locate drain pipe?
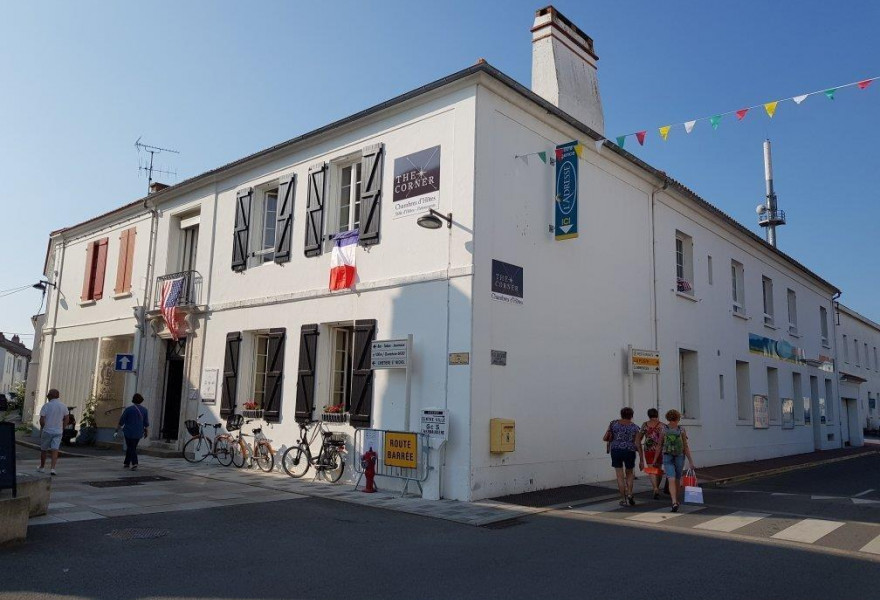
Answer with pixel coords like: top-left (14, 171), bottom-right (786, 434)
top-left (134, 195), bottom-right (159, 402)
top-left (830, 290), bottom-right (843, 447)
top-left (649, 174), bottom-right (670, 409)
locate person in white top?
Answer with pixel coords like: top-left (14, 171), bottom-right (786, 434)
top-left (38, 389), bottom-right (70, 475)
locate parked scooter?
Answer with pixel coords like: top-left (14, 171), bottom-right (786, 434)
top-left (61, 406), bottom-right (77, 446)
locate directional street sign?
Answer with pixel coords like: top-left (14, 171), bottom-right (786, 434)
top-left (114, 353), bottom-right (135, 372)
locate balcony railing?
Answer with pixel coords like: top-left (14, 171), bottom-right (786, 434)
top-left (154, 271), bottom-right (202, 308)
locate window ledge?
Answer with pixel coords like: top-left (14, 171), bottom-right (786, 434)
top-left (763, 322), bottom-right (778, 331)
top-left (788, 331), bottom-right (801, 339)
top-left (78, 299), bottom-right (96, 307)
top-left (675, 291), bottom-right (699, 303)
top-left (736, 419), bottom-right (754, 426)
top-left (112, 291), bottom-right (132, 300)
top-left (822, 343), bottom-right (832, 350)
top-left (732, 311), bottom-right (749, 321)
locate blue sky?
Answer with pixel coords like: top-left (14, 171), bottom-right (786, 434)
top-left (1, 0), bottom-right (878, 344)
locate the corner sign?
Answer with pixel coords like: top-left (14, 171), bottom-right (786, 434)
top-left (393, 145), bottom-right (441, 219)
top-left (114, 353), bottom-right (135, 372)
top-left (491, 259), bottom-right (523, 305)
top-left (555, 141), bottom-right (578, 240)
top-left (371, 339), bottom-right (409, 369)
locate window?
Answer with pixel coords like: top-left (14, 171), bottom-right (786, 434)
top-left (767, 367), bottom-right (780, 423)
top-left (675, 232), bottom-right (694, 294)
top-left (786, 289), bottom-right (798, 335)
top-left (824, 378), bottom-right (834, 422)
top-left (251, 186), bottom-right (279, 264)
top-left (874, 347), bottom-right (878, 371)
top-left (843, 334), bottom-right (849, 363)
top-left (855, 339), bottom-right (860, 367)
top-left (114, 228), bottom-right (137, 295)
top-left (330, 327), bottom-right (354, 411)
top-left (719, 373), bottom-right (724, 400)
top-left (865, 343), bottom-right (870, 370)
top-left (736, 361), bottom-right (751, 421)
top-left (251, 335), bottom-right (270, 409)
top-left (331, 161), bottom-right (362, 236)
top-left (762, 276), bottom-right (774, 326)
top-left (792, 372), bottom-right (803, 423)
top-left (180, 224), bottom-right (199, 272)
top-left (731, 260), bottom-right (745, 314)
top-left (820, 307), bottom-right (829, 346)
top-left (679, 348), bottom-right (699, 418)
top-left (81, 238), bottom-right (109, 301)
top-left (707, 255), bottom-right (713, 285)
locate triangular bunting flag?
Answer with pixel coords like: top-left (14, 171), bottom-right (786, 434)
top-left (735, 109), bottom-right (749, 120)
top-left (615, 136), bottom-right (626, 148)
top-left (857, 79), bottom-right (873, 90)
top-left (792, 94), bottom-right (808, 105)
top-left (709, 115), bottom-right (722, 130)
top-left (684, 120), bottom-right (696, 134)
top-left (594, 139), bottom-right (604, 153)
top-left (635, 131), bottom-right (647, 146)
top-left (537, 151), bottom-right (547, 164)
top-left (659, 125), bottom-right (671, 141)
top-left (518, 154), bottom-right (529, 165)
top-left (764, 101), bottom-right (778, 118)
top-left (574, 144), bottom-right (584, 158)
top-left (824, 88), bottom-right (836, 100)
top-left (555, 148), bottom-right (564, 160)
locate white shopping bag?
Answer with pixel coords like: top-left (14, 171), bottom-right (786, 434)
top-left (684, 485), bottom-right (704, 504)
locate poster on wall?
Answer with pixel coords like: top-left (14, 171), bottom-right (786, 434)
top-left (753, 395), bottom-right (770, 429)
top-left (491, 259), bottom-right (523, 305)
top-left (200, 369), bottom-right (219, 404)
top-left (781, 398), bottom-right (795, 429)
top-left (554, 141), bottom-right (579, 240)
top-left (803, 397), bottom-right (811, 424)
top-left (818, 398), bottom-right (827, 424)
top-left (392, 145), bottom-right (440, 219)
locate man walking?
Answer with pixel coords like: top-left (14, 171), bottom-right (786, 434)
top-left (38, 389), bottom-right (69, 475)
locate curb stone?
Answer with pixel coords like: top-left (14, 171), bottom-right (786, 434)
top-left (703, 449), bottom-right (880, 488)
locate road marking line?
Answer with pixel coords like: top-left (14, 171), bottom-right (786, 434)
top-left (694, 511), bottom-right (770, 533)
top-left (771, 493), bottom-right (796, 496)
top-left (854, 489), bottom-right (875, 497)
top-left (851, 498), bottom-right (880, 505)
top-left (771, 519), bottom-right (845, 543)
top-left (811, 495), bottom-right (841, 500)
top-left (626, 505), bottom-right (704, 523)
top-left (573, 500), bottom-right (627, 515)
top-left (859, 533), bottom-right (880, 555)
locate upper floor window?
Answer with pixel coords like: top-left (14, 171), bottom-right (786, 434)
top-left (762, 276), bottom-right (774, 327)
top-left (707, 255), bottom-right (713, 285)
top-left (855, 339), bottom-right (860, 367)
top-left (865, 343), bottom-right (870, 370)
top-left (232, 175), bottom-right (296, 271)
top-left (731, 260), bottom-right (745, 314)
top-left (819, 306), bottom-right (829, 346)
top-left (675, 232), bottom-right (694, 294)
top-left (843, 334), bottom-right (850, 363)
top-left (81, 238), bottom-right (109, 302)
top-left (254, 187), bottom-right (279, 264)
top-left (875, 347), bottom-right (878, 371)
top-left (333, 162), bottom-right (362, 236)
top-left (786, 289), bottom-right (798, 335)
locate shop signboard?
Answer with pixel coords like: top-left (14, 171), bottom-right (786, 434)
top-left (782, 398), bottom-right (795, 429)
top-left (371, 339), bottom-right (409, 369)
top-left (803, 397), bottom-right (812, 424)
top-left (630, 348), bottom-right (661, 374)
top-left (393, 146), bottom-right (440, 219)
top-left (491, 260), bottom-right (523, 305)
top-left (554, 141), bottom-right (578, 240)
top-left (753, 395), bottom-right (770, 429)
top-left (384, 432), bottom-right (418, 469)
top-left (748, 334), bottom-right (806, 365)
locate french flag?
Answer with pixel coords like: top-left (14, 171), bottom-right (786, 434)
top-left (329, 230), bottom-right (359, 290)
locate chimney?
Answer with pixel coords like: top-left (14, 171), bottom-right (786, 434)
top-left (531, 6), bottom-right (604, 135)
top-left (11, 335), bottom-right (20, 344)
top-left (149, 182), bottom-right (170, 194)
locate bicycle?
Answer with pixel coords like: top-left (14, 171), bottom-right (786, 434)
top-left (230, 418), bottom-right (275, 472)
top-left (182, 414), bottom-right (239, 466)
top-left (281, 420), bottom-right (346, 482)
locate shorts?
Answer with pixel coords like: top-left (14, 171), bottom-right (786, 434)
top-left (40, 431), bottom-right (62, 451)
top-left (610, 449), bottom-right (636, 470)
top-left (663, 454), bottom-right (685, 480)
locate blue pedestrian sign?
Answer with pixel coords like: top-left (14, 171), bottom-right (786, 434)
top-left (555, 141), bottom-right (579, 240)
top-left (114, 354), bottom-right (135, 372)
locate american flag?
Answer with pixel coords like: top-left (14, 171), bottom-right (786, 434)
top-left (160, 277), bottom-right (185, 340)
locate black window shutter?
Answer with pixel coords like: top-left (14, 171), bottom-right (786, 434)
top-left (349, 319), bottom-right (377, 426)
top-left (232, 188), bottom-right (252, 272)
top-left (359, 143), bottom-right (384, 247)
top-left (263, 328), bottom-right (286, 423)
top-left (274, 175), bottom-right (295, 264)
top-left (304, 163), bottom-right (326, 257)
top-left (295, 324), bottom-right (320, 423)
top-left (220, 332), bottom-right (242, 417)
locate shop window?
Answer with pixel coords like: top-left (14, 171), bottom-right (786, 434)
top-left (736, 361), bottom-right (751, 421)
top-left (731, 260), bottom-right (745, 315)
top-left (820, 307), bottom-right (829, 346)
top-left (792, 372), bottom-right (804, 423)
top-left (675, 231), bottom-right (694, 294)
top-left (786, 289), bottom-right (798, 335)
top-left (679, 348), bottom-right (699, 419)
top-left (767, 367), bottom-right (780, 424)
top-left (762, 276), bottom-right (775, 327)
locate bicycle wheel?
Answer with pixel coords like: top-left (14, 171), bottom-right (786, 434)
top-left (282, 444), bottom-right (310, 478)
top-left (231, 440), bottom-right (247, 468)
top-left (215, 437), bottom-right (234, 467)
top-left (183, 437), bottom-right (211, 463)
top-left (255, 441), bottom-right (274, 472)
top-left (324, 448), bottom-right (345, 483)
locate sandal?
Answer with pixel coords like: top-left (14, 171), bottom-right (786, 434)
top-left (619, 499), bottom-right (628, 507)
top-left (627, 495), bottom-right (636, 506)
top-left (671, 503), bottom-right (680, 513)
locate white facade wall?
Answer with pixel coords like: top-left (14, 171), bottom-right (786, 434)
top-left (837, 305), bottom-right (880, 437)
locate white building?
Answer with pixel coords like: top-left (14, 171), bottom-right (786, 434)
top-left (32, 6), bottom-right (865, 500)
top-left (0, 333), bottom-right (31, 398)
top-left (836, 304), bottom-right (880, 436)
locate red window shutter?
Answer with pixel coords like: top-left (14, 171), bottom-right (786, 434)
top-left (114, 230), bottom-right (130, 294)
top-left (92, 238), bottom-right (109, 300)
top-left (81, 242), bottom-right (96, 301)
top-left (124, 228), bottom-right (136, 292)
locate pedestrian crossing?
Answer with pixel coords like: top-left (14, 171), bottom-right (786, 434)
top-left (564, 500), bottom-right (880, 559)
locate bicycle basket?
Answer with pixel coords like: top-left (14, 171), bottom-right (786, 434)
top-left (226, 414), bottom-right (244, 431)
top-left (327, 433), bottom-right (347, 448)
top-left (184, 420), bottom-right (200, 437)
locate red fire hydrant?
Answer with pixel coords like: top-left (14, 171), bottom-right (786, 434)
top-left (361, 448), bottom-right (378, 493)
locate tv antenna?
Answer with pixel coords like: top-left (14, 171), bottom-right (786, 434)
top-left (135, 137), bottom-right (179, 194)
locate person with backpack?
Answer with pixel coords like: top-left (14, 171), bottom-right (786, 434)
top-left (656, 409), bottom-right (696, 512)
top-left (635, 408), bottom-right (666, 500)
top-left (115, 393), bottom-right (149, 470)
top-left (603, 407), bottom-right (643, 506)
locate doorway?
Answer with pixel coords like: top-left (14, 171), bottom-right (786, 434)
top-left (160, 339), bottom-right (187, 441)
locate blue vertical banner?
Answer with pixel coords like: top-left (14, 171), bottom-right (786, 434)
top-left (555, 141), bottom-right (578, 240)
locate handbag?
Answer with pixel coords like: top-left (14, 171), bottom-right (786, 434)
top-left (602, 420), bottom-right (615, 454)
top-left (684, 485), bottom-right (704, 504)
top-left (681, 468), bottom-right (698, 488)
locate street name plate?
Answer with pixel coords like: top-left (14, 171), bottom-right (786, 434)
top-left (371, 339), bottom-right (408, 369)
top-left (631, 348), bottom-right (660, 374)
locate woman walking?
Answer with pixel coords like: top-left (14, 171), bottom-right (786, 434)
top-left (115, 393), bottom-right (150, 470)
top-left (658, 409), bottom-right (696, 512)
top-left (635, 408), bottom-right (666, 499)
top-left (604, 407), bottom-right (643, 506)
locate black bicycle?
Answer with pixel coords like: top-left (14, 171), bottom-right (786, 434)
top-left (281, 420), bottom-right (346, 482)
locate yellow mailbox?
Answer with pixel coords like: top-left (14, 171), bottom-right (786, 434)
top-left (490, 418), bottom-right (515, 453)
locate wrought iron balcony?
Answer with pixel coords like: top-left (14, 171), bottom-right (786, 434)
top-left (154, 271), bottom-right (202, 308)
top-left (757, 208), bottom-right (786, 227)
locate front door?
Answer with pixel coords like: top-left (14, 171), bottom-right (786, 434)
top-left (160, 339), bottom-right (186, 441)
